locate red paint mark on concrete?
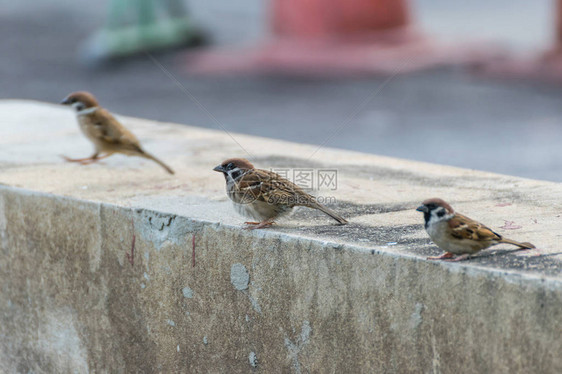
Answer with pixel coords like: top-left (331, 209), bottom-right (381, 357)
top-left (192, 235), bottom-right (196, 268)
top-left (126, 218), bottom-right (135, 267)
top-left (499, 220), bottom-right (522, 230)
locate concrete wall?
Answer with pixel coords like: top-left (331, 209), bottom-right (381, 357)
top-left (0, 101), bottom-right (561, 373)
top-left (1, 187), bottom-right (560, 373)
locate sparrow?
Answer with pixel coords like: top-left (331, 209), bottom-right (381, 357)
top-left (60, 91), bottom-right (175, 174)
top-left (213, 158), bottom-right (348, 229)
top-left (416, 198), bottom-right (535, 261)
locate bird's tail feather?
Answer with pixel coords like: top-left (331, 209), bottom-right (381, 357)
top-left (141, 151), bottom-right (175, 175)
top-left (309, 201), bottom-right (348, 225)
top-left (499, 238), bottom-right (535, 249)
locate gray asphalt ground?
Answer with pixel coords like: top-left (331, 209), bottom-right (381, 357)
top-left (1, 0), bottom-right (561, 182)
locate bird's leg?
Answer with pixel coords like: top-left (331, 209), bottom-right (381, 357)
top-left (444, 254), bottom-right (471, 262)
top-left (427, 252), bottom-right (455, 261)
top-left (244, 220), bottom-right (275, 230)
top-left (63, 153), bottom-right (113, 165)
top-left (79, 153), bottom-right (113, 165)
top-left (62, 152), bottom-right (100, 164)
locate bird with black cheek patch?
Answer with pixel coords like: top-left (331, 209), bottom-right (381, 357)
top-left (213, 158), bottom-right (348, 229)
top-left (416, 198), bottom-right (535, 261)
top-left (60, 91), bottom-right (175, 174)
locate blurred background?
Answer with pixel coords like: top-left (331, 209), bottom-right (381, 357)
top-left (1, 0), bottom-right (561, 181)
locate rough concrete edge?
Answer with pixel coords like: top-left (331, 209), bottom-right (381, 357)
top-left (1, 183), bottom-right (560, 291)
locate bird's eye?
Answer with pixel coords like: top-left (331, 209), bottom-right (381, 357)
top-left (227, 162), bottom-right (234, 169)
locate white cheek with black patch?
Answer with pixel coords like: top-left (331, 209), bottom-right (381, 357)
top-left (226, 167), bottom-right (244, 182)
top-left (77, 106), bottom-right (98, 116)
top-left (225, 169), bottom-right (251, 199)
top-left (71, 102), bottom-right (85, 111)
top-left (431, 207), bottom-right (449, 222)
top-left (425, 207), bottom-right (453, 233)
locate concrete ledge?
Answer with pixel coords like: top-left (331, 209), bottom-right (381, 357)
top-left (1, 101), bottom-right (561, 373)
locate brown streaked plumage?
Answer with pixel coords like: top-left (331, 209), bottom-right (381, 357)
top-left (416, 198), bottom-right (535, 261)
top-left (61, 91), bottom-right (174, 174)
top-left (213, 158), bottom-right (348, 229)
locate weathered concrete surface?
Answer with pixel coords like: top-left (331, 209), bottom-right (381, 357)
top-left (0, 101), bottom-right (561, 373)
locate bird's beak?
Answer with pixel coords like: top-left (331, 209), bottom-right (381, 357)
top-left (213, 165), bottom-right (225, 173)
top-left (60, 97), bottom-right (71, 105)
top-left (416, 205), bottom-right (428, 213)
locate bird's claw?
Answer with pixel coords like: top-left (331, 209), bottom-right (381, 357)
top-left (243, 221), bottom-right (275, 230)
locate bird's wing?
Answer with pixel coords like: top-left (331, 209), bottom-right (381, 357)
top-left (88, 109), bottom-right (143, 152)
top-left (237, 169), bottom-right (311, 206)
top-left (448, 214), bottom-right (502, 241)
